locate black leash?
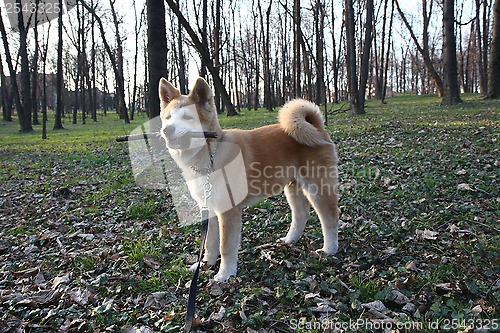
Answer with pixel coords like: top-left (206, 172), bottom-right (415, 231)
top-left (184, 209), bottom-right (209, 333)
top-left (184, 143), bottom-right (216, 333)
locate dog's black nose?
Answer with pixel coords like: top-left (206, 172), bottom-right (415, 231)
top-left (162, 125), bottom-right (175, 137)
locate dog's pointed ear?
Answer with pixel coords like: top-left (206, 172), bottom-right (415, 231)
top-left (190, 78), bottom-right (213, 105)
top-left (159, 78), bottom-right (180, 109)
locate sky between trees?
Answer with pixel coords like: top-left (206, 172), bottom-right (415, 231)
top-left (0, 0), bottom-right (497, 131)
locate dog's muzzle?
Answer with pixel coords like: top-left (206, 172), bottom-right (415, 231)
top-left (162, 125), bottom-right (176, 138)
top-left (162, 125), bottom-right (192, 150)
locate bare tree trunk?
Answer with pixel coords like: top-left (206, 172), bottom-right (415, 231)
top-left (280, 7), bottom-right (289, 104)
top-left (375, 0), bottom-right (391, 101)
top-left (177, 9), bottom-right (188, 94)
top-left (72, 2), bottom-right (82, 124)
top-left (213, 0), bottom-right (222, 113)
top-left (109, 0), bottom-right (129, 123)
top-left (0, 13), bottom-right (22, 126)
top-left (241, 30), bottom-right (249, 107)
top-left (54, 0), bottom-right (64, 130)
top-left (475, 0), bottom-right (487, 94)
top-left (345, 0), bottom-right (361, 114)
top-left (102, 53), bottom-right (109, 114)
top-left (252, 1), bottom-right (260, 110)
top-left (482, 0), bottom-right (490, 90)
top-left (80, 4), bottom-right (88, 125)
top-left (31, 1), bottom-right (40, 125)
top-left (72, 56), bottom-right (80, 125)
top-left (199, 0), bottom-right (209, 78)
top-left (293, 0), bottom-right (301, 98)
top-left (457, 5), bottom-right (466, 93)
top-left (442, 0), bottom-right (462, 104)
top-left (131, 0), bottom-right (145, 119)
top-left (381, 0), bottom-right (394, 102)
top-left (0, 51), bottom-right (11, 121)
top-left (147, 0), bottom-right (167, 118)
top-left (301, 40), bottom-right (313, 101)
top-left (230, 4), bottom-right (241, 112)
top-left (331, 5), bottom-right (342, 103)
top-left (41, 23), bottom-right (51, 139)
top-left (488, 0), bottom-right (500, 98)
top-left (314, 0), bottom-right (325, 107)
top-left (90, 0), bottom-right (97, 122)
top-left (258, 0), bottom-right (273, 111)
top-left (16, 0), bottom-right (33, 132)
top-left (143, 36), bottom-right (148, 115)
top-left (358, 0), bottom-right (374, 111)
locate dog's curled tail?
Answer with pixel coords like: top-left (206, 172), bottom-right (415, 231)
top-left (278, 99), bottom-right (332, 147)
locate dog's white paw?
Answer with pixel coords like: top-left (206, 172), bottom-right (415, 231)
top-left (316, 243), bottom-right (338, 256)
top-left (214, 265), bottom-right (237, 283)
top-left (280, 235), bottom-right (299, 244)
top-left (213, 273), bottom-right (230, 283)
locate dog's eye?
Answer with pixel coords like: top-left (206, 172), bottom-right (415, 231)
top-left (183, 114), bottom-right (194, 120)
top-left (166, 114), bottom-right (171, 120)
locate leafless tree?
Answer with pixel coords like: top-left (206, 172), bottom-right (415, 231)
top-left (0, 50), bottom-right (11, 122)
top-left (109, 0), bottom-right (129, 122)
top-left (345, 0), bottom-right (373, 115)
top-left (488, 0), bottom-right (500, 97)
top-left (475, 0), bottom-right (487, 93)
top-left (89, 0), bottom-right (97, 122)
top-left (374, 0), bottom-right (394, 102)
top-left (54, 0), bottom-right (65, 130)
top-left (80, 0), bottom-right (129, 123)
top-left (147, 0), bottom-right (167, 118)
top-left (257, 0), bottom-right (274, 111)
top-left (345, 0), bottom-right (359, 113)
top-left (395, 0), bottom-right (444, 97)
top-left (31, 0), bottom-right (40, 126)
top-left (441, 0), bottom-right (462, 104)
top-left (0, 8), bottom-right (21, 125)
top-left (165, 0), bottom-right (237, 116)
top-left (41, 22), bottom-right (51, 139)
top-left (314, 0), bottom-right (325, 107)
top-left (12, 0), bottom-right (34, 132)
top-left (131, 0), bottom-right (146, 120)
top-left (293, 0), bottom-right (301, 98)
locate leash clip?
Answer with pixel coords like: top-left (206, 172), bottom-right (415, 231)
top-left (202, 181), bottom-right (213, 208)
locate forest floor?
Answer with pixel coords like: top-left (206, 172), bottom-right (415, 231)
top-left (0, 94), bottom-right (499, 333)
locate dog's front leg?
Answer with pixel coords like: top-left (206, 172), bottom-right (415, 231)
top-left (214, 207), bottom-right (242, 282)
top-left (203, 216), bottom-right (220, 266)
top-left (189, 215), bottom-right (219, 271)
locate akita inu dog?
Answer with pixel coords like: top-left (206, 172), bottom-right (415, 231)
top-left (159, 77), bottom-right (340, 282)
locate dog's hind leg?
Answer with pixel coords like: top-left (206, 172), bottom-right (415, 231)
top-left (302, 181), bottom-right (339, 255)
top-left (214, 207), bottom-right (242, 282)
top-left (281, 181), bottom-right (310, 244)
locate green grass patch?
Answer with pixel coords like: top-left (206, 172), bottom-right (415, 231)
top-left (1, 95), bottom-right (498, 332)
top-left (126, 200), bottom-right (158, 220)
top-left (123, 234), bottom-right (163, 264)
